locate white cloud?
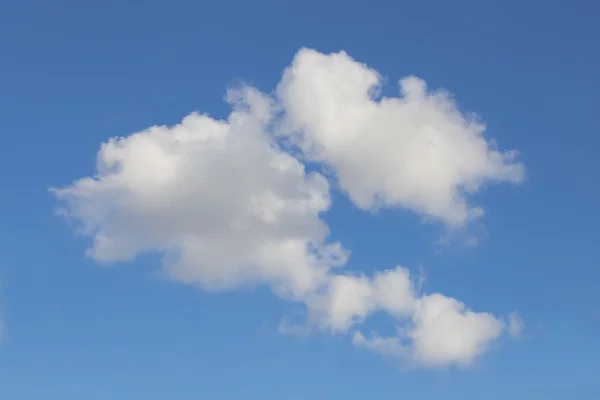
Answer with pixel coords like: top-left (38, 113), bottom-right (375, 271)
top-left (52, 49), bottom-right (523, 369)
top-left (306, 267), bottom-right (416, 332)
top-left (353, 330), bottom-right (407, 360)
top-left (318, 269), bottom-right (506, 368)
top-left (277, 48), bottom-right (525, 228)
top-left (52, 86), bottom-right (348, 301)
top-left (408, 294), bottom-right (505, 367)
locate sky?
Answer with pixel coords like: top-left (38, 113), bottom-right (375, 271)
top-left (1, 0), bottom-right (599, 399)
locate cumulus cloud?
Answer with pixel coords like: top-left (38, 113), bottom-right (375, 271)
top-left (316, 269), bottom-right (507, 368)
top-left (277, 49), bottom-right (525, 227)
top-left (52, 49), bottom-right (523, 369)
top-left (52, 87), bottom-right (348, 301)
top-left (353, 295), bottom-right (522, 368)
top-left (305, 267), bottom-right (416, 332)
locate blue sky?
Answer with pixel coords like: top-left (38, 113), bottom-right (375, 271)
top-left (1, 0), bottom-right (599, 398)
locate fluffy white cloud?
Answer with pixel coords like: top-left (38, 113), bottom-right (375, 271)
top-left (53, 87), bottom-right (348, 300)
top-left (352, 294), bottom-right (508, 368)
top-left (408, 294), bottom-right (505, 367)
top-left (306, 267), bottom-right (416, 332)
top-left (52, 49), bottom-right (523, 369)
top-left (317, 269), bottom-right (508, 368)
top-left (277, 49), bottom-right (525, 227)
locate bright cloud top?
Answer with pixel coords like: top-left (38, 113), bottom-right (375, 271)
top-left (53, 49), bottom-right (524, 369)
top-left (278, 49), bottom-right (525, 227)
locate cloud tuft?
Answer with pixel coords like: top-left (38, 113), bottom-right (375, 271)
top-left (277, 48), bottom-right (524, 227)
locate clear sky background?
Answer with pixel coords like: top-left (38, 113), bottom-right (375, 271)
top-left (1, 0), bottom-right (599, 399)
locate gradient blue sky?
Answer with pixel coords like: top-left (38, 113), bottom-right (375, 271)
top-left (1, 0), bottom-right (599, 399)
